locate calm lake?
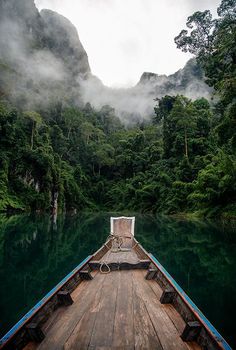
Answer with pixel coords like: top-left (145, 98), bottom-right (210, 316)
top-left (0, 213), bottom-right (235, 347)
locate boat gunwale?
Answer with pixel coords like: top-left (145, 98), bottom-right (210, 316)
top-left (0, 232), bottom-right (232, 350)
top-left (148, 252), bottom-right (232, 350)
top-left (0, 240), bottom-right (112, 349)
top-left (132, 238), bottom-right (231, 349)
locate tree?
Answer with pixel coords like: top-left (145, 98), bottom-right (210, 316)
top-left (174, 10), bottom-right (215, 57)
top-left (154, 96), bottom-right (176, 158)
top-left (92, 143), bottom-right (115, 176)
top-left (80, 122), bottom-right (95, 145)
top-left (23, 111), bottom-right (42, 150)
top-left (174, 0), bottom-right (236, 152)
top-left (62, 108), bottom-right (82, 139)
top-left (154, 95), bottom-right (197, 160)
top-left (170, 96), bottom-right (196, 160)
top-left (174, 0), bottom-right (236, 94)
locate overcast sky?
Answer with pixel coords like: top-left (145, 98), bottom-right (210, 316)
top-left (35, 0), bottom-right (220, 87)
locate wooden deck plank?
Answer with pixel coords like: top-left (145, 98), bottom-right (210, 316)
top-left (64, 272), bottom-right (106, 350)
top-left (88, 271), bottom-right (120, 349)
top-left (30, 249), bottom-right (200, 350)
top-left (70, 270), bottom-right (98, 301)
top-left (101, 249), bottom-right (139, 264)
top-left (148, 278), bottom-right (201, 350)
top-left (23, 342), bottom-right (38, 350)
top-left (133, 270), bottom-right (190, 350)
top-left (37, 274), bottom-right (105, 350)
top-left (41, 305), bottom-right (67, 334)
top-left (132, 271), bottom-right (163, 350)
top-left (112, 271), bottom-right (135, 348)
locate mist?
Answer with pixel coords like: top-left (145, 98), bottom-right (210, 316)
top-left (0, 0), bottom-right (213, 124)
top-left (0, 19), bottom-right (65, 81)
top-left (35, 0), bottom-right (221, 87)
top-left (0, 1), bottom-right (87, 110)
top-left (79, 60), bottom-right (212, 125)
top-left (0, 10), bottom-right (68, 109)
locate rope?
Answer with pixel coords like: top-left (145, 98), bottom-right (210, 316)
top-left (100, 261), bottom-right (111, 274)
top-left (106, 232), bottom-right (132, 253)
top-left (100, 232), bottom-right (132, 274)
top-left (111, 235), bottom-right (123, 253)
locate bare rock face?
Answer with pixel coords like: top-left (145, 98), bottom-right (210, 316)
top-left (0, 0), bottom-right (212, 123)
top-left (135, 59), bottom-right (213, 109)
top-left (0, 0), bottom-right (91, 109)
top-left (137, 59), bottom-right (212, 100)
top-left (40, 9), bottom-right (90, 78)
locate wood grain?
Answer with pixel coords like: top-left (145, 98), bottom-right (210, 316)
top-left (132, 271), bottom-right (163, 350)
top-left (29, 255), bottom-right (201, 350)
top-left (133, 270), bottom-right (190, 350)
top-left (88, 271), bottom-right (119, 348)
top-left (37, 274), bottom-right (105, 350)
top-left (112, 271), bottom-right (134, 348)
top-left (63, 273), bottom-right (106, 349)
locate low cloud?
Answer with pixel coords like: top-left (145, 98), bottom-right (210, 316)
top-left (79, 60), bottom-right (212, 125)
top-left (0, 11), bottom-right (74, 110)
top-left (35, 0), bottom-right (221, 87)
top-left (0, 1), bottom-right (213, 123)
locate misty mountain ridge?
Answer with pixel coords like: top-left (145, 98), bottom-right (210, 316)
top-left (0, 0), bottom-right (212, 124)
top-left (0, 0), bottom-right (90, 109)
top-left (80, 58), bottom-right (212, 124)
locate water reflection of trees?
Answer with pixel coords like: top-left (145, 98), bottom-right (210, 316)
top-left (0, 214), bottom-right (235, 346)
top-left (136, 215), bottom-right (236, 347)
top-left (0, 213), bottom-right (109, 338)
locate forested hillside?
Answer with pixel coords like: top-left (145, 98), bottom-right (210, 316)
top-left (0, 0), bottom-right (235, 218)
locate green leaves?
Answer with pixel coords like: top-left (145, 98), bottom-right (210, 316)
top-left (188, 151), bottom-right (236, 214)
top-left (175, 0), bottom-right (236, 91)
top-left (174, 10), bottom-right (215, 57)
top-left (217, 0), bottom-right (236, 17)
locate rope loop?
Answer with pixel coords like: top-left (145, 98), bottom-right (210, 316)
top-left (100, 261), bottom-right (111, 274)
top-left (100, 232), bottom-right (132, 273)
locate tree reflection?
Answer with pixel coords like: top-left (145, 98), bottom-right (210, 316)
top-left (0, 214), bottom-right (235, 347)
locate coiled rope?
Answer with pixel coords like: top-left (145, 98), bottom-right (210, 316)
top-left (100, 232), bottom-right (132, 274)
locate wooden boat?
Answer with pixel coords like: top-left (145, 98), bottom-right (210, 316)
top-left (0, 216), bottom-right (231, 350)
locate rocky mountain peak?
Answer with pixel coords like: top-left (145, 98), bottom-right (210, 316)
top-left (40, 9), bottom-right (90, 77)
top-left (0, 0), bottom-right (212, 122)
top-left (0, 0), bottom-right (91, 109)
top-left (139, 72), bottom-right (165, 85)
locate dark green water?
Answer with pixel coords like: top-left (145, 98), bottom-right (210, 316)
top-left (0, 213), bottom-right (235, 347)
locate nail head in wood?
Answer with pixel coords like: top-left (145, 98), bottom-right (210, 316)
top-left (57, 290), bottom-right (73, 306)
top-left (160, 289), bottom-right (175, 304)
top-left (26, 323), bottom-right (45, 342)
top-left (181, 321), bottom-right (201, 341)
top-left (145, 268), bottom-right (157, 280)
top-left (79, 270), bottom-right (93, 280)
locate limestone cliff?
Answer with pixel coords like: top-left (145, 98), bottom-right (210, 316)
top-left (0, 0), bottom-right (212, 122)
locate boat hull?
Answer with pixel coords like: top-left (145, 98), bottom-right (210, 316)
top-left (0, 217), bottom-right (231, 350)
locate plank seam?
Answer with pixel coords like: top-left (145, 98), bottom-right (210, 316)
top-left (137, 272), bottom-right (164, 350)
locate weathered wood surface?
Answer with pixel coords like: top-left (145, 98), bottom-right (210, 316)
top-left (101, 249), bottom-right (140, 264)
top-left (89, 260), bottom-right (151, 271)
top-left (112, 217), bottom-right (134, 248)
top-left (29, 269), bottom-right (200, 350)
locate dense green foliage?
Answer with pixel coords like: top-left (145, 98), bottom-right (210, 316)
top-left (0, 94), bottom-right (235, 217)
top-left (0, 0), bottom-right (235, 217)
